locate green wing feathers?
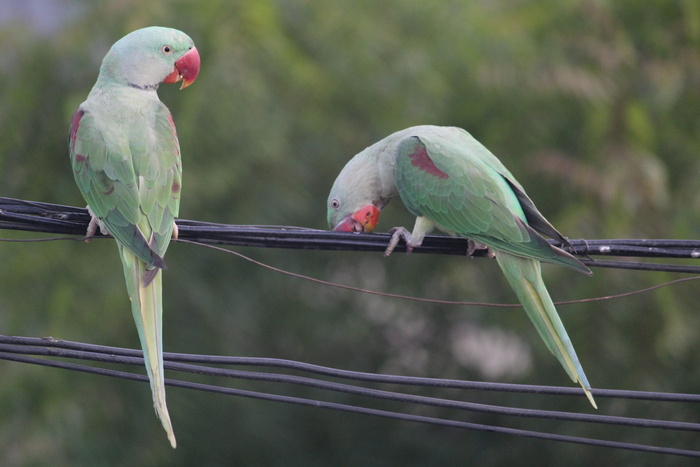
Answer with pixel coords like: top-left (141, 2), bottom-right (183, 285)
top-left (69, 104), bottom-right (181, 268)
top-left (119, 244), bottom-right (176, 447)
top-left (495, 252), bottom-right (596, 408)
top-left (394, 130), bottom-right (590, 274)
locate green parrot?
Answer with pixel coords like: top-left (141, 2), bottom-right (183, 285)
top-left (69, 27), bottom-right (200, 447)
top-left (327, 125), bottom-right (596, 408)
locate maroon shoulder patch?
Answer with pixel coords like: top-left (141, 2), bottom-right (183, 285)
top-left (167, 113), bottom-right (179, 138)
top-left (69, 109), bottom-right (84, 152)
top-left (408, 143), bottom-right (449, 179)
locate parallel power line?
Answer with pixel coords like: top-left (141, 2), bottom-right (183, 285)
top-left (1, 196), bottom-right (699, 458)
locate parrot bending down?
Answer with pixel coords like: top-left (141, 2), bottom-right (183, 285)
top-left (327, 125), bottom-right (596, 408)
top-left (69, 27), bottom-right (200, 447)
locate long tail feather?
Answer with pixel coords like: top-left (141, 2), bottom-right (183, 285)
top-left (120, 245), bottom-right (176, 447)
top-left (495, 251), bottom-right (597, 408)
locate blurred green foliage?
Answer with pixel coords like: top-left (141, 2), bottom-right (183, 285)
top-left (1, 0), bottom-right (700, 465)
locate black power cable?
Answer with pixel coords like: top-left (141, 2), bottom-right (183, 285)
top-left (1, 336), bottom-right (698, 458)
top-left (2, 197), bottom-right (700, 273)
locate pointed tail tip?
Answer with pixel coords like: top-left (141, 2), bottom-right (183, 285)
top-left (159, 414), bottom-right (177, 448)
top-left (155, 400), bottom-right (177, 448)
top-left (167, 430), bottom-right (177, 449)
top-left (582, 385), bottom-right (598, 409)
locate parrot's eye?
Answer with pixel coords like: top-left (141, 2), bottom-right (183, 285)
top-left (330, 199), bottom-right (340, 209)
top-left (161, 45), bottom-right (173, 54)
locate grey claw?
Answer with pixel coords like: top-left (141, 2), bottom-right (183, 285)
top-left (385, 227), bottom-right (413, 256)
top-left (466, 238), bottom-right (493, 258)
top-left (85, 205), bottom-right (109, 242)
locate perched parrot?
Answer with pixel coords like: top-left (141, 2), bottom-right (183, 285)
top-left (327, 125), bottom-right (596, 407)
top-left (69, 26), bottom-right (200, 447)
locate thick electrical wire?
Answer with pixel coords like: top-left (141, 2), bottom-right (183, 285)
top-left (1, 197), bottom-right (700, 273)
top-left (0, 336), bottom-right (698, 458)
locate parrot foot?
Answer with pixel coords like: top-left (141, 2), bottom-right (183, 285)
top-left (466, 239), bottom-right (494, 258)
top-left (85, 206), bottom-right (109, 242)
top-left (172, 221), bottom-right (179, 240)
top-left (385, 227), bottom-right (416, 256)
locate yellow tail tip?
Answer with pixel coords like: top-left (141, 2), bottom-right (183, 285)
top-left (582, 386), bottom-right (597, 409)
top-left (158, 409), bottom-right (177, 448)
top-left (155, 400), bottom-right (177, 448)
top-left (167, 431), bottom-right (177, 449)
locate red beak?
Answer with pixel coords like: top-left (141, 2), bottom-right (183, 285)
top-left (333, 205), bottom-right (381, 233)
top-left (164, 47), bottom-right (200, 89)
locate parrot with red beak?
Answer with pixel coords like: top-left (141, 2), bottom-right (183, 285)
top-left (69, 26), bottom-right (201, 447)
top-left (327, 125), bottom-right (596, 408)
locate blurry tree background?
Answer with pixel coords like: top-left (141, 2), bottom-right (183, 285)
top-left (1, 0), bottom-right (700, 465)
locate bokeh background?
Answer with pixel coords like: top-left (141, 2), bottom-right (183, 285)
top-left (1, 1), bottom-right (700, 465)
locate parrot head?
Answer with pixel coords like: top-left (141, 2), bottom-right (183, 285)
top-left (98, 26), bottom-right (200, 90)
top-left (327, 153), bottom-right (388, 233)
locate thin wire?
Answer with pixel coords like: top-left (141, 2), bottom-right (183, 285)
top-left (178, 239), bottom-right (700, 308)
top-left (1, 232), bottom-right (698, 309)
top-left (1, 339), bottom-right (698, 458)
top-left (1, 233), bottom-right (697, 308)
